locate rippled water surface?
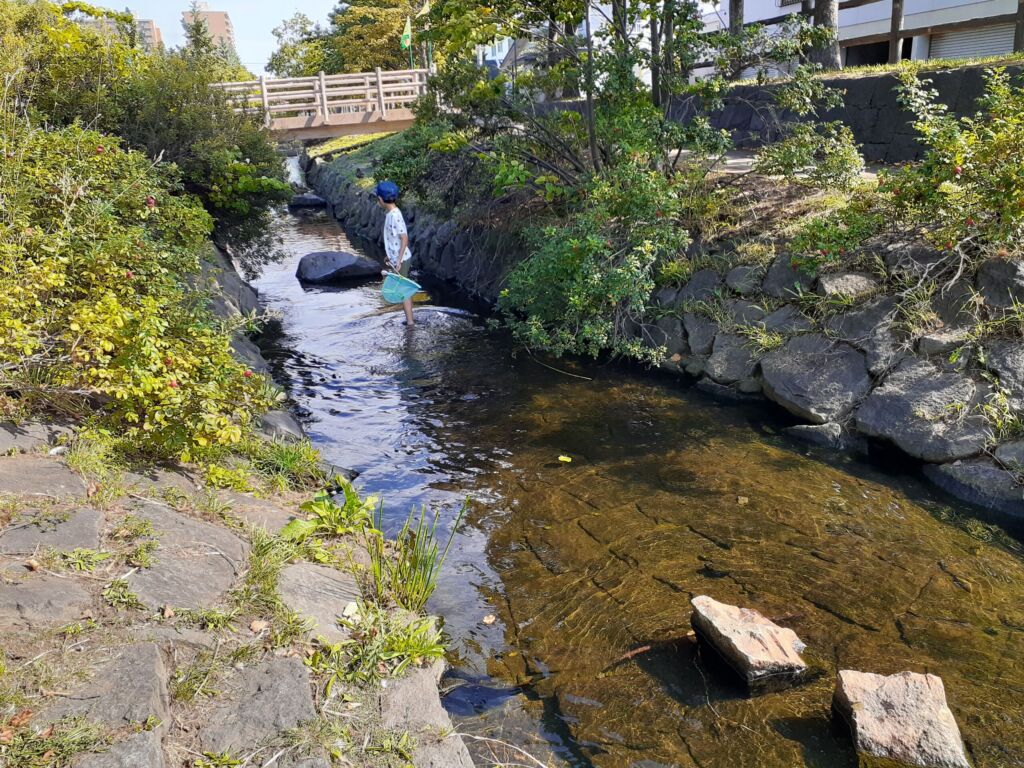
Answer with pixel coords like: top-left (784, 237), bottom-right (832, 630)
top-left (254, 209), bottom-right (1024, 768)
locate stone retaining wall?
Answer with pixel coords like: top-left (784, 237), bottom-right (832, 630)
top-left (307, 153), bottom-right (1024, 522)
top-left (667, 62), bottom-right (1024, 164)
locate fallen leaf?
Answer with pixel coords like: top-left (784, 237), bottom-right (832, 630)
top-left (250, 619), bottom-right (269, 634)
top-left (670, 353), bottom-right (682, 363)
top-left (737, 496), bottom-right (749, 506)
top-left (38, 725), bottom-right (54, 739)
top-left (0, 727), bottom-right (13, 744)
top-left (25, 559), bottom-right (41, 572)
top-left (482, 614), bottom-right (497, 625)
top-left (86, 482), bottom-right (99, 498)
top-left (558, 455), bottom-right (572, 463)
top-left (161, 606), bottom-right (175, 619)
top-left (9, 709), bottom-right (33, 727)
top-left (342, 601), bottom-right (359, 618)
top-left (41, 750), bottom-right (55, 760)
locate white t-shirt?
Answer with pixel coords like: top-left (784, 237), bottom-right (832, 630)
top-left (383, 208), bottom-right (412, 269)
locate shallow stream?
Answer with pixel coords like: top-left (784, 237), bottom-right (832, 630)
top-left (253, 207), bottom-right (1024, 768)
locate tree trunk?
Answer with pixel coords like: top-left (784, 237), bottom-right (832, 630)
top-left (1015, 0), bottom-right (1024, 52)
top-left (729, 0), bottom-right (743, 35)
top-left (583, 1), bottom-right (602, 174)
top-left (651, 11), bottom-right (662, 107)
top-left (612, 0), bottom-right (628, 42)
top-left (888, 0), bottom-right (905, 64)
top-left (811, 0), bottom-right (841, 70)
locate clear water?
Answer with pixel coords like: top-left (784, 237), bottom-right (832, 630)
top-left (253, 209), bottom-right (1024, 768)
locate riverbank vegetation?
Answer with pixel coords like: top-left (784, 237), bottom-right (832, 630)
top-left (0, 1), bottom-right (295, 465)
top-left (316, 0), bottom-right (1023, 374)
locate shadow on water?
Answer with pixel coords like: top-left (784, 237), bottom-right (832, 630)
top-left (252, 207), bottom-right (1024, 768)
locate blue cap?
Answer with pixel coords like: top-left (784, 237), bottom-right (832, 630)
top-left (375, 180), bottom-right (399, 202)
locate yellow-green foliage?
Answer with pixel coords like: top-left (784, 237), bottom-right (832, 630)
top-left (0, 114), bottom-right (277, 457)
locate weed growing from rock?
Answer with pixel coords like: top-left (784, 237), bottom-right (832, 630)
top-left (102, 578), bottom-right (143, 611)
top-left (306, 602), bottom-right (444, 692)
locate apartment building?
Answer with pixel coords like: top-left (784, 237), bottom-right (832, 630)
top-left (182, 2), bottom-right (237, 52)
top-left (77, 14), bottom-right (163, 52)
top-left (135, 19), bottom-right (163, 52)
top-left (708, 0), bottom-right (1022, 67)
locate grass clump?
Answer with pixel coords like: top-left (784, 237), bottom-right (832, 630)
top-left (194, 751), bottom-right (243, 767)
top-left (242, 438), bottom-right (327, 491)
top-left (47, 548), bottom-right (112, 573)
top-left (307, 132), bottom-right (395, 160)
top-left (306, 602), bottom-right (444, 693)
top-left (369, 505), bottom-right (464, 613)
top-left (0, 717), bottom-right (106, 767)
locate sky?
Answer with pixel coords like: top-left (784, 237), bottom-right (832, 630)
top-left (125, 1), bottom-right (336, 73)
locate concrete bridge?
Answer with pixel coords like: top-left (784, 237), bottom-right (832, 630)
top-left (213, 69), bottom-right (429, 141)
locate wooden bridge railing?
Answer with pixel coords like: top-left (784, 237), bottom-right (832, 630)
top-left (213, 68), bottom-right (429, 139)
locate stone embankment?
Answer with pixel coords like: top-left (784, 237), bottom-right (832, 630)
top-left (305, 154), bottom-right (1024, 522)
top-left (0, 447), bottom-right (471, 767)
top-left (691, 595), bottom-right (971, 768)
top-left (0, 243), bottom-right (473, 766)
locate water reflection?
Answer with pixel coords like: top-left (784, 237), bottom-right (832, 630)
top-left (254, 209), bottom-right (1024, 768)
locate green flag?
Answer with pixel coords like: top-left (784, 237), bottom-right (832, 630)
top-left (400, 16), bottom-right (412, 50)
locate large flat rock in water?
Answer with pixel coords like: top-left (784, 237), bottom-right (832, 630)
top-left (296, 251), bottom-right (380, 284)
top-left (0, 456), bottom-right (86, 498)
top-left (689, 595), bottom-right (807, 693)
top-left (854, 359), bottom-right (991, 462)
top-left (0, 507), bottom-right (102, 555)
top-left (833, 670), bottom-right (970, 768)
top-left (0, 573), bottom-right (93, 629)
top-left (126, 503), bottom-right (248, 610)
top-left (278, 561), bottom-right (361, 643)
top-left (44, 643), bottom-right (170, 729)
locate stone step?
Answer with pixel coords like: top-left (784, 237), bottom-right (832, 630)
top-left (125, 502), bottom-right (248, 611)
top-left (833, 670), bottom-right (970, 768)
top-left (277, 561), bottom-right (361, 643)
top-left (0, 507), bottom-right (103, 555)
top-left (689, 595), bottom-right (808, 693)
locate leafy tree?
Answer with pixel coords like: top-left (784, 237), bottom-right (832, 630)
top-left (268, 12), bottom-right (330, 77)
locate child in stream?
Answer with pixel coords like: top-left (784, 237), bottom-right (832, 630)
top-left (375, 180), bottom-right (415, 326)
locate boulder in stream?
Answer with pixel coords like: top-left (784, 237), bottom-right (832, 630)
top-left (689, 595), bottom-right (807, 693)
top-left (832, 670), bottom-right (970, 768)
top-left (288, 192), bottom-right (328, 211)
top-left (296, 251), bottom-right (380, 284)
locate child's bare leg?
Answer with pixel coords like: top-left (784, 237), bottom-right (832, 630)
top-left (403, 297), bottom-right (414, 325)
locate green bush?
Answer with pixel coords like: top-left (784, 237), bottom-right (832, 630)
top-left (886, 66), bottom-right (1024, 254)
top-left (0, 116), bottom-right (277, 457)
top-left (1, 0), bottom-right (289, 234)
top-left (497, 162), bottom-right (691, 360)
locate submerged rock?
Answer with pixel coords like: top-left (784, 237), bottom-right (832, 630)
top-left (288, 192), bottom-right (327, 211)
top-left (784, 422), bottom-right (868, 454)
top-left (923, 460), bottom-right (1024, 518)
top-left (854, 359), bottom-right (990, 462)
top-left (689, 595), bottom-right (807, 693)
top-left (296, 251), bottom-right (380, 284)
top-left (832, 670), bottom-right (970, 768)
top-left (761, 334), bottom-right (871, 424)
